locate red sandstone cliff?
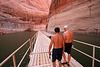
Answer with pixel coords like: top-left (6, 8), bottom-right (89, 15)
top-left (47, 0), bottom-right (100, 33)
top-left (0, 0), bottom-right (51, 32)
top-left (0, 0), bottom-right (100, 33)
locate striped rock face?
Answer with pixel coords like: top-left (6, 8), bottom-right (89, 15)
top-left (48, 0), bottom-right (100, 33)
top-left (0, 0), bottom-right (51, 32)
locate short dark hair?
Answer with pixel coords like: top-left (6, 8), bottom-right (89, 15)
top-left (54, 27), bottom-right (60, 33)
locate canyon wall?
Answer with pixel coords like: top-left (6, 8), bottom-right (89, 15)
top-left (0, 0), bottom-right (51, 33)
top-left (47, 0), bottom-right (100, 33)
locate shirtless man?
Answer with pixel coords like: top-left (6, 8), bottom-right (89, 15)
top-left (62, 25), bottom-right (73, 66)
top-left (49, 27), bottom-right (65, 67)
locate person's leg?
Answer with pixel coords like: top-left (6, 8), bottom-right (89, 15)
top-left (63, 53), bottom-right (67, 62)
top-left (68, 43), bottom-right (72, 64)
top-left (62, 43), bottom-right (68, 63)
top-left (52, 49), bottom-right (56, 67)
top-left (68, 54), bottom-right (71, 64)
top-left (59, 61), bottom-right (61, 67)
top-left (53, 61), bottom-right (56, 67)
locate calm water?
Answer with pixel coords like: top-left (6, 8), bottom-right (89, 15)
top-left (0, 32), bottom-right (100, 67)
top-left (72, 33), bottom-right (100, 67)
top-left (0, 31), bottom-right (36, 67)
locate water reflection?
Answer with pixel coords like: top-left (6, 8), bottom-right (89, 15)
top-left (0, 31), bottom-right (36, 67)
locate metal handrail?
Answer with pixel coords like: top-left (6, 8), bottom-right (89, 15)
top-left (17, 46), bottom-right (31, 67)
top-left (0, 32), bottom-right (37, 67)
top-left (73, 39), bottom-right (100, 67)
top-left (74, 40), bottom-right (100, 49)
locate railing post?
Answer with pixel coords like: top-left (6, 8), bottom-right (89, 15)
top-left (32, 38), bottom-right (35, 51)
top-left (12, 54), bottom-right (16, 67)
top-left (30, 39), bottom-right (32, 53)
top-left (92, 46), bottom-right (95, 67)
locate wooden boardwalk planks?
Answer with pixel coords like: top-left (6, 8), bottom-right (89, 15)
top-left (28, 31), bottom-right (83, 67)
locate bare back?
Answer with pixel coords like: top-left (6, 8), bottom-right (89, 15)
top-left (52, 34), bottom-right (64, 49)
top-left (63, 30), bottom-right (73, 43)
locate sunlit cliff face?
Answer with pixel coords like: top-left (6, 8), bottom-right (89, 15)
top-left (47, 0), bottom-right (100, 33)
top-left (0, 0), bottom-right (51, 18)
top-left (0, 0), bottom-right (51, 32)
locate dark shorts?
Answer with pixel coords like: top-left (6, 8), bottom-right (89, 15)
top-left (52, 48), bottom-right (63, 62)
top-left (65, 43), bottom-right (72, 54)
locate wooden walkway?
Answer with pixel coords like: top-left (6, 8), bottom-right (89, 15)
top-left (28, 31), bottom-right (83, 67)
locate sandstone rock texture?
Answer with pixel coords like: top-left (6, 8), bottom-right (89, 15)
top-left (47, 0), bottom-right (100, 33)
top-left (0, 0), bottom-right (51, 32)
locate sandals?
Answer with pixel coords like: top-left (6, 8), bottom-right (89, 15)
top-left (67, 64), bottom-right (70, 66)
top-left (62, 62), bottom-right (70, 66)
top-left (61, 62), bottom-right (67, 64)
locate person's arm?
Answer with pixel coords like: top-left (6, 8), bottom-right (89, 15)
top-left (63, 33), bottom-right (66, 42)
top-left (49, 37), bottom-right (53, 55)
top-left (72, 32), bottom-right (74, 48)
top-left (72, 32), bottom-right (73, 42)
top-left (63, 37), bottom-right (65, 53)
